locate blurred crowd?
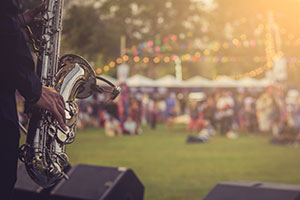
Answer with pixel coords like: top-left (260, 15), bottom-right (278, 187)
top-left (185, 86), bottom-right (300, 146)
top-left (16, 85), bottom-right (300, 146)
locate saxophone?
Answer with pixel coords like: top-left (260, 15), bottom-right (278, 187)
top-left (19, 0), bottom-right (120, 188)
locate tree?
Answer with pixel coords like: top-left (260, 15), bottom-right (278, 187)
top-left (210, 0), bottom-right (300, 80)
top-left (61, 0), bottom-right (208, 77)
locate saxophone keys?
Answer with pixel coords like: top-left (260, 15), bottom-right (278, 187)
top-left (48, 125), bottom-right (56, 137)
top-left (65, 103), bottom-right (72, 120)
top-left (56, 127), bottom-right (69, 143)
top-left (62, 172), bottom-right (69, 180)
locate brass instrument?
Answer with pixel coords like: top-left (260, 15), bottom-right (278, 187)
top-left (19, 0), bottom-right (120, 188)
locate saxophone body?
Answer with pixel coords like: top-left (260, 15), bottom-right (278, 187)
top-left (19, 0), bottom-right (99, 188)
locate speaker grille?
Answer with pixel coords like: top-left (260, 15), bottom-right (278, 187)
top-left (50, 164), bottom-right (144, 200)
top-left (204, 180), bottom-right (300, 200)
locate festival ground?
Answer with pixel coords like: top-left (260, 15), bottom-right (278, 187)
top-left (20, 124), bottom-right (300, 200)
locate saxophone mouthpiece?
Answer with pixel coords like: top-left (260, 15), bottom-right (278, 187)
top-left (111, 86), bottom-right (121, 100)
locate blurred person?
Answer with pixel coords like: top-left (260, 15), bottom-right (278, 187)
top-left (178, 93), bottom-right (187, 115)
top-left (256, 90), bottom-right (274, 135)
top-left (166, 94), bottom-right (176, 131)
top-left (118, 83), bottom-right (129, 122)
top-left (148, 98), bottom-right (158, 130)
top-left (231, 91), bottom-right (243, 131)
top-left (96, 93), bottom-right (106, 127)
top-left (166, 93), bottom-right (176, 116)
top-left (77, 99), bottom-right (89, 130)
top-left (196, 112), bottom-right (205, 132)
top-left (141, 93), bottom-right (149, 126)
top-left (243, 95), bottom-right (257, 133)
top-left (186, 120), bottom-right (216, 143)
top-left (271, 87), bottom-right (287, 137)
top-left (202, 96), bottom-right (217, 129)
top-left (187, 100), bottom-right (199, 132)
top-left (90, 97), bottom-right (101, 128)
top-left (158, 99), bottom-right (167, 122)
top-left (104, 100), bottom-right (119, 120)
top-left (270, 119), bottom-right (297, 145)
top-left (174, 95), bottom-right (181, 117)
top-left (286, 89), bottom-right (300, 135)
top-left (294, 133), bottom-right (300, 147)
top-left (104, 114), bottom-right (122, 137)
top-left (235, 93), bottom-right (245, 131)
top-left (123, 116), bottom-right (138, 135)
top-left (0, 1), bottom-right (67, 199)
top-left (129, 100), bottom-right (141, 132)
top-left (216, 91), bottom-right (235, 136)
top-left (166, 107), bottom-right (176, 131)
top-left (234, 92), bottom-right (245, 131)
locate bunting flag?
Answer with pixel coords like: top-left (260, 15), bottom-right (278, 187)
top-left (97, 13), bottom-right (300, 80)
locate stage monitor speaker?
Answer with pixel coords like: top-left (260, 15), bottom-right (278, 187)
top-left (13, 163), bottom-right (49, 200)
top-left (50, 164), bottom-right (144, 200)
top-left (204, 180), bottom-right (300, 200)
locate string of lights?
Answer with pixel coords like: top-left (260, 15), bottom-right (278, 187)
top-left (96, 53), bottom-right (300, 77)
top-left (96, 14), bottom-right (300, 80)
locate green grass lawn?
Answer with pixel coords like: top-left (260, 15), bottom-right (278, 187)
top-left (62, 124), bottom-right (300, 200)
top-left (22, 124), bottom-right (300, 200)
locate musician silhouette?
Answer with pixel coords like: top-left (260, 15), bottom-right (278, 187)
top-left (0, 1), bottom-right (66, 199)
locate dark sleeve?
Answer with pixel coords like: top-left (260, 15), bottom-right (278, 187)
top-left (0, 14), bottom-right (42, 104)
top-left (1, 0), bottom-right (18, 14)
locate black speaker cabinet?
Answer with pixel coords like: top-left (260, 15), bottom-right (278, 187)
top-left (13, 163), bottom-right (49, 200)
top-left (204, 180), bottom-right (300, 200)
top-left (50, 164), bottom-right (145, 200)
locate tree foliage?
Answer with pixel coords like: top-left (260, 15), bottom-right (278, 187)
top-left (197, 0), bottom-right (300, 80)
top-left (62, 0), bottom-right (207, 76)
top-left (20, 0), bottom-right (300, 84)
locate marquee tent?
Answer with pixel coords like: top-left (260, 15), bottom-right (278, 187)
top-left (126, 74), bottom-right (157, 87)
top-left (212, 77), bottom-right (238, 88)
top-left (238, 77), bottom-right (261, 88)
top-left (184, 76), bottom-right (212, 88)
top-left (155, 75), bottom-right (184, 87)
top-left (256, 78), bottom-right (272, 87)
top-left (122, 74), bottom-right (271, 89)
top-left (238, 77), bottom-right (273, 88)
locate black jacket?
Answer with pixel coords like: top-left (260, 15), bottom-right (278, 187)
top-left (0, 0), bottom-right (42, 125)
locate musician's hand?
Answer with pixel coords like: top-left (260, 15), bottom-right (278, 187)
top-left (19, 1), bottom-right (47, 25)
top-left (35, 86), bottom-right (67, 131)
top-left (18, 1), bottom-right (47, 41)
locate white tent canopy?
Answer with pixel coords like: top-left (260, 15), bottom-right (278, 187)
top-left (238, 77), bottom-right (261, 88)
top-left (184, 76), bottom-right (212, 87)
top-left (238, 77), bottom-right (272, 88)
top-left (212, 77), bottom-right (238, 88)
top-left (155, 75), bottom-right (184, 87)
top-left (257, 78), bottom-right (272, 87)
top-left (126, 74), bottom-right (157, 87)
top-left (123, 74), bottom-right (271, 88)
